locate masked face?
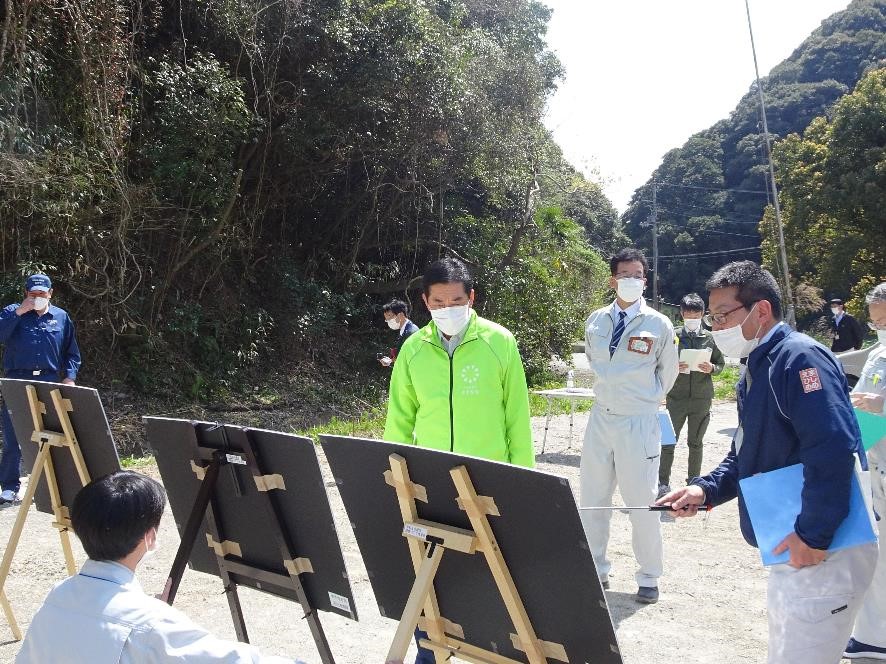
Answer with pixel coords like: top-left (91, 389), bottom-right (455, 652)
top-left (616, 278), bottom-right (645, 304)
top-left (431, 305), bottom-right (471, 337)
top-left (141, 528), bottom-right (160, 563)
top-left (386, 317), bottom-right (400, 330)
top-left (683, 318), bottom-right (703, 333)
top-left (33, 297), bottom-right (49, 310)
top-left (831, 307), bottom-right (841, 316)
top-left (710, 303), bottom-right (761, 359)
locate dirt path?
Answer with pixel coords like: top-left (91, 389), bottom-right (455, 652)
top-left (0, 403), bottom-right (868, 663)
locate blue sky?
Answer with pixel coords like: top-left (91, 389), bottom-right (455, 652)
top-left (542, 0), bottom-right (851, 211)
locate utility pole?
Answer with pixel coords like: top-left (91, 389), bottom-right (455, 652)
top-left (744, 0), bottom-right (796, 326)
top-left (651, 177), bottom-right (659, 311)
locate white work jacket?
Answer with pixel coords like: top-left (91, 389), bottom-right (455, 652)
top-left (584, 298), bottom-right (679, 415)
top-left (16, 559), bottom-right (300, 664)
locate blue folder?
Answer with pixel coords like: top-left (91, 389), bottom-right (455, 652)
top-left (658, 411), bottom-right (676, 446)
top-left (740, 463), bottom-right (876, 566)
top-left (855, 408), bottom-right (886, 451)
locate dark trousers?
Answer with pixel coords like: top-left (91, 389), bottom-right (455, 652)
top-left (0, 374), bottom-right (56, 491)
top-left (660, 397), bottom-right (712, 486)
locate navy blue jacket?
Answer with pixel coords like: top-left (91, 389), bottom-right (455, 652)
top-left (691, 324), bottom-right (864, 550)
top-left (0, 303), bottom-right (82, 380)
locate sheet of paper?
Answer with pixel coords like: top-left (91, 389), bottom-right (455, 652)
top-left (679, 348), bottom-right (712, 372)
top-left (854, 408), bottom-right (886, 451)
top-left (658, 411), bottom-right (676, 446)
top-left (739, 463), bottom-right (876, 566)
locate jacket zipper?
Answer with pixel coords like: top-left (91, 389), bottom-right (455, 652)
top-left (449, 352), bottom-right (455, 452)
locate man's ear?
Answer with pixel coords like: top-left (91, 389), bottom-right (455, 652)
top-left (756, 299), bottom-right (774, 323)
top-left (422, 293), bottom-right (430, 311)
top-left (468, 289), bottom-right (475, 307)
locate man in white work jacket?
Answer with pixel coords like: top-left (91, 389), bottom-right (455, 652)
top-left (580, 247), bottom-right (678, 604)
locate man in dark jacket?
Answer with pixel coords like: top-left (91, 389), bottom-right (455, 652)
top-left (830, 298), bottom-right (865, 353)
top-left (380, 299), bottom-right (419, 367)
top-left (659, 261), bottom-right (877, 664)
top-left (659, 293), bottom-right (725, 491)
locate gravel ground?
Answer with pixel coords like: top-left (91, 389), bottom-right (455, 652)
top-left (0, 402), bottom-right (874, 663)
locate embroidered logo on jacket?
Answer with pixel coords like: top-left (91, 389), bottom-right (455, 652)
top-left (799, 368), bottom-right (822, 393)
top-left (460, 364), bottom-right (480, 396)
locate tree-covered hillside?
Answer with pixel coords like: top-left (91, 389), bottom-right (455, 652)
top-left (622, 0), bottom-right (885, 304)
top-left (0, 0), bottom-right (618, 402)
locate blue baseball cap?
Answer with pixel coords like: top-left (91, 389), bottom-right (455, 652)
top-left (25, 274), bottom-right (52, 292)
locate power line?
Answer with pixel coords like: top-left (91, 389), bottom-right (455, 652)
top-left (638, 199), bottom-right (764, 221)
top-left (657, 246), bottom-right (761, 260)
top-left (696, 228), bottom-right (760, 239)
top-left (653, 181), bottom-right (769, 195)
top-left (652, 207), bottom-right (763, 225)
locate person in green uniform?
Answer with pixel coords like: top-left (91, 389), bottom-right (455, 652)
top-left (659, 293), bottom-right (725, 493)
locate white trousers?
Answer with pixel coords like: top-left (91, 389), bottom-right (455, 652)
top-left (579, 407), bottom-right (663, 587)
top-left (767, 542), bottom-right (878, 663)
top-left (852, 446), bottom-right (886, 648)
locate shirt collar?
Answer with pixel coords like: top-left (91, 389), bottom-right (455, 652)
top-left (399, 319), bottom-right (412, 337)
top-left (759, 321), bottom-right (785, 345)
top-left (610, 297), bottom-right (644, 321)
top-left (78, 559), bottom-right (140, 590)
top-left (835, 312), bottom-right (844, 324)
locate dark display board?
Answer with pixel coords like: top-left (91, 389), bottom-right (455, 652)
top-left (1, 378), bottom-right (120, 512)
top-left (320, 434), bottom-right (621, 663)
top-left (145, 417), bottom-right (356, 620)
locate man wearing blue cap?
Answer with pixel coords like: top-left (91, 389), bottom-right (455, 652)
top-left (0, 274), bottom-right (81, 503)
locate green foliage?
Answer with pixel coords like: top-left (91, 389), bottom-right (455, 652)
top-left (762, 66), bottom-right (886, 317)
top-left (623, 0), bottom-right (886, 305)
top-left (713, 365), bottom-right (741, 401)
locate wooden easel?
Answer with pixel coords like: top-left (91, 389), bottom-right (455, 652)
top-left (163, 424), bottom-right (336, 664)
top-left (384, 454), bottom-right (569, 664)
top-left (0, 385), bottom-right (92, 640)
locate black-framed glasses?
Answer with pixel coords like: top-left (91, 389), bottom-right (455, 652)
top-left (868, 321), bottom-right (886, 331)
top-left (703, 302), bottom-right (758, 327)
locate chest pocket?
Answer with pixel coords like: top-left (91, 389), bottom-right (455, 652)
top-left (588, 321), bottom-right (612, 356)
top-left (622, 330), bottom-right (659, 361)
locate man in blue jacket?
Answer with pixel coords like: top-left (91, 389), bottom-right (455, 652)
top-left (0, 274), bottom-right (81, 502)
top-left (659, 261), bottom-right (877, 664)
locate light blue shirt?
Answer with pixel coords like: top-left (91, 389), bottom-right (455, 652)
top-left (16, 559), bottom-right (301, 664)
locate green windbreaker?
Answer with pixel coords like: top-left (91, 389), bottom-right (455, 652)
top-left (383, 310), bottom-right (534, 467)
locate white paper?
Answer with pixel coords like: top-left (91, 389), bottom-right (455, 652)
top-left (402, 523), bottom-right (428, 540)
top-left (679, 348), bottom-right (712, 372)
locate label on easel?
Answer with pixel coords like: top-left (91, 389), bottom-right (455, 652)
top-left (328, 591), bottom-right (351, 613)
top-left (403, 523), bottom-right (429, 540)
top-left (225, 453), bottom-right (247, 465)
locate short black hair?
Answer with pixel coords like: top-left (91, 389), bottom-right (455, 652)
top-left (71, 471), bottom-right (166, 561)
top-left (705, 261), bottom-right (783, 320)
top-left (680, 293), bottom-right (705, 313)
top-left (609, 248), bottom-right (648, 276)
top-left (422, 257), bottom-right (473, 296)
top-left (382, 299), bottom-right (409, 316)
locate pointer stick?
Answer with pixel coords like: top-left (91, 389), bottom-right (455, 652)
top-left (579, 504), bottom-right (713, 512)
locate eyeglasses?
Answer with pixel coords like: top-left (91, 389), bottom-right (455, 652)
top-left (868, 321), bottom-right (886, 331)
top-left (703, 302), bottom-right (758, 327)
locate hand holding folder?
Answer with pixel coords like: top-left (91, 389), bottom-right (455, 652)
top-left (739, 463), bottom-right (876, 566)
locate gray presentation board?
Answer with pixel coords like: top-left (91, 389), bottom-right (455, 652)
top-left (145, 417), bottom-right (357, 620)
top-left (320, 434), bottom-right (621, 663)
top-left (0, 378), bottom-right (120, 513)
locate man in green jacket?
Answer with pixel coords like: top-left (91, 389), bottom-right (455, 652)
top-left (383, 257), bottom-right (533, 467)
top-left (659, 293), bottom-right (725, 492)
top-left (383, 257), bottom-right (533, 664)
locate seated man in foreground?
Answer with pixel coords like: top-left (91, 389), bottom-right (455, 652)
top-left (17, 470), bottom-right (303, 663)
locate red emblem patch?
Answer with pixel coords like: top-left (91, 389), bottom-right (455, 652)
top-left (799, 368), bottom-right (822, 393)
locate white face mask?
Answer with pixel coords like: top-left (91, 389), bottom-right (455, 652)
top-left (683, 318), bottom-right (703, 333)
top-left (141, 529), bottom-right (159, 562)
top-left (33, 296), bottom-right (49, 310)
top-left (386, 317), bottom-right (400, 330)
top-left (431, 305), bottom-right (471, 336)
top-left (878, 330), bottom-right (886, 346)
top-left (710, 303), bottom-right (761, 359)
top-left (616, 277), bottom-right (645, 303)
top-left (831, 307), bottom-right (841, 316)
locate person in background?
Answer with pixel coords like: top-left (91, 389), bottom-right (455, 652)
top-left (579, 247), bottom-right (679, 605)
top-left (17, 471), bottom-right (303, 663)
top-left (844, 282), bottom-right (886, 661)
top-left (659, 261), bottom-right (877, 664)
top-left (659, 293), bottom-right (725, 495)
top-left (0, 274), bottom-right (81, 503)
top-left (831, 297), bottom-right (865, 353)
top-left (379, 300), bottom-right (419, 367)
top-left (383, 257), bottom-right (532, 663)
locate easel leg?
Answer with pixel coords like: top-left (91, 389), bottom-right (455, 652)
top-left (542, 397), bottom-right (552, 454)
top-left (0, 443), bottom-right (51, 641)
top-left (386, 543), bottom-right (445, 664)
top-left (42, 453), bottom-right (77, 576)
top-left (221, 578), bottom-right (249, 642)
top-left (568, 398), bottom-right (575, 450)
